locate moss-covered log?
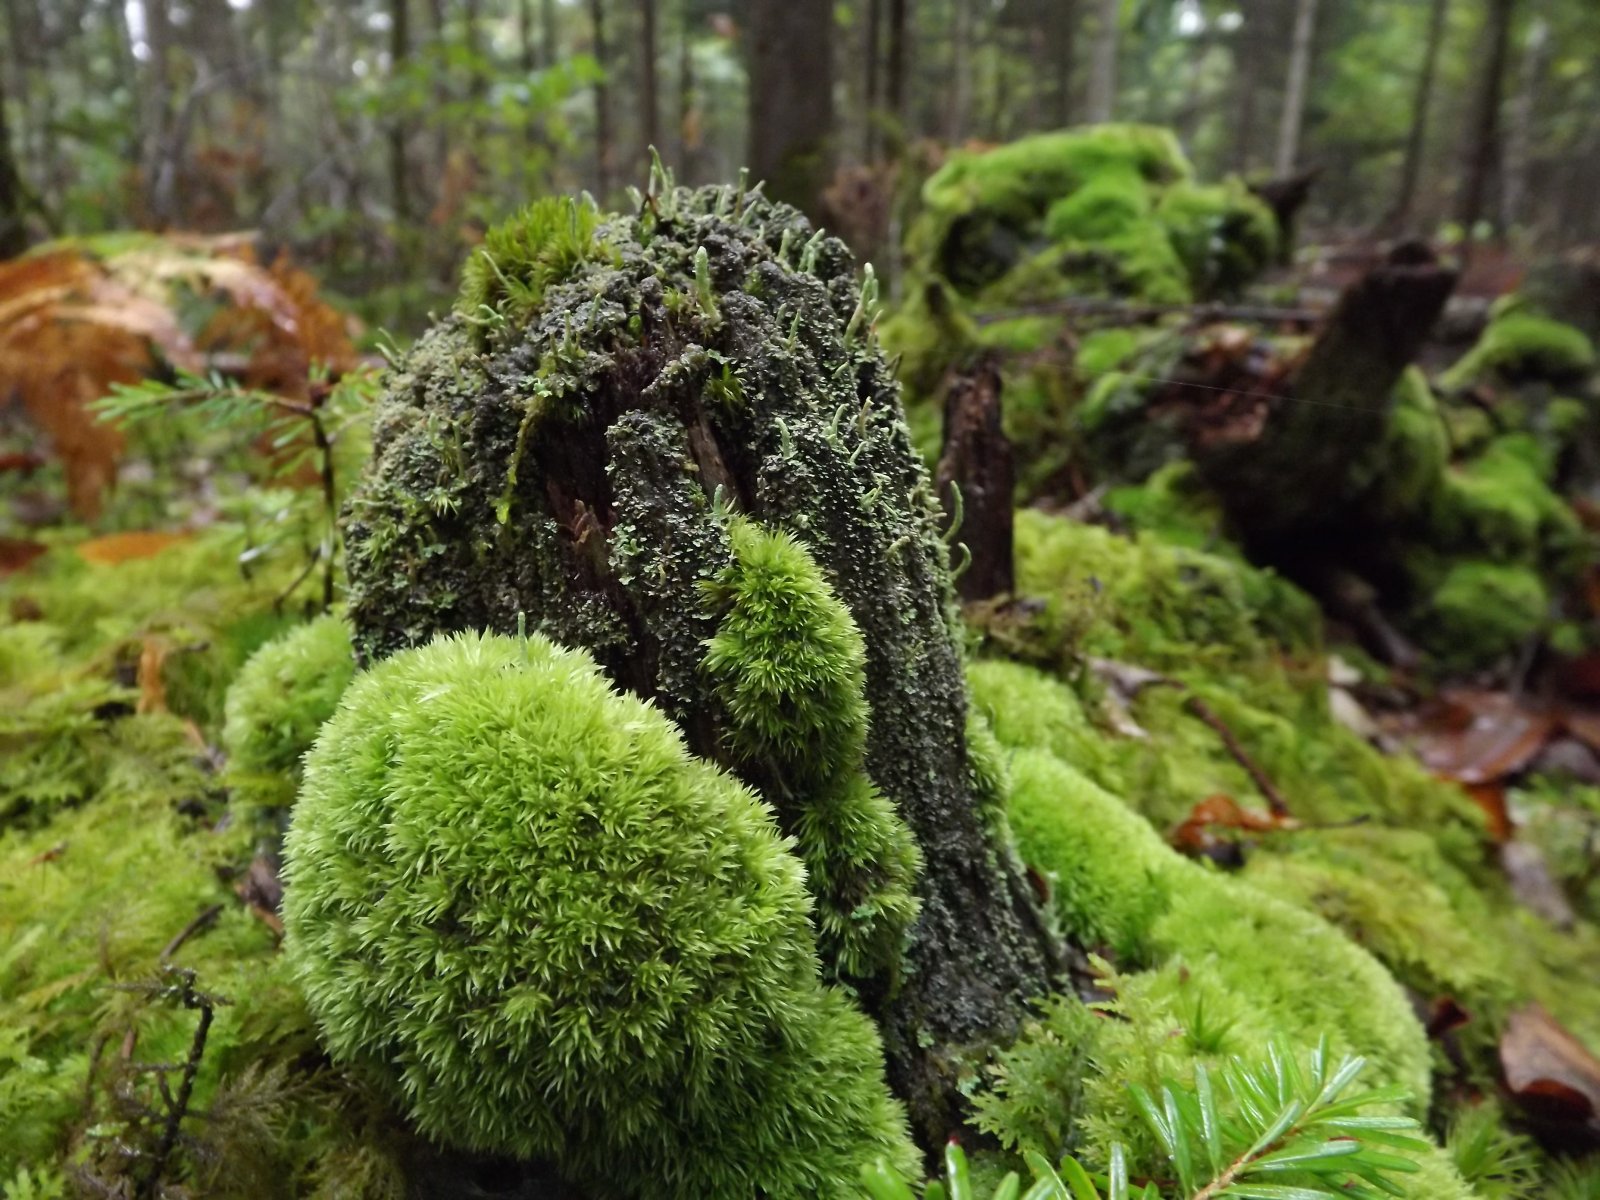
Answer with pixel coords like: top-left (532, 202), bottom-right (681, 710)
top-left (341, 182), bottom-right (1057, 1146)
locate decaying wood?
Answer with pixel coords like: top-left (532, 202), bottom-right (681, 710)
top-left (1191, 241), bottom-right (1457, 549)
top-left (936, 354), bottom-right (1014, 603)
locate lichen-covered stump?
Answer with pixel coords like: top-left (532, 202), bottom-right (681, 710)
top-left (342, 181), bottom-right (1057, 1145)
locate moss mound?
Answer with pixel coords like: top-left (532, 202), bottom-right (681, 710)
top-left (282, 628), bottom-right (917, 1195)
top-left (221, 613), bottom-right (356, 810)
top-left (1440, 310), bottom-right (1597, 390)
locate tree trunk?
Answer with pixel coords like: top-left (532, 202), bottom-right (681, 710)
top-left (1194, 243), bottom-right (1457, 549)
top-left (140, 0), bottom-right (175, 224)
top-left (1273, 0), bottom-right (1319, 176)
top-left (1381, 0), bottom-right (1448, 235)
top-left (589, 0), bottom-right (613, 199)
top-left (1046, 0), bottom-right (1078, 128)
top-left (1085, 0), bottom-right (1119, 124)
top-left (1502, 16), bottom-right (1547, 232)
top-left (746, 0), bottom-right (834, 217)
top-left (389, 0), bottom-right (411, 223)
top-left (639, 0), bottom-right (659, 170)
top-left (1455, 0), bottom-right (1516, 239)
top-left (864, 0), bottom-right (881, 158)
top-left (885, 0), bottom-right (908, 143)
top-left (0, 66), bottom-right (28, 257)
top-left (345, 190), bottom-right (1058, 1154)
top-left (947, 0), bottom-right (970, 142)
top-left (541, 0), bottom-right (557, 68)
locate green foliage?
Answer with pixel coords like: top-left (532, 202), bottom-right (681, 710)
top-left (457, 195), bottom-right (619, 342)
top-left (700, 517), bottom-right (921, 978)
top-left (1012, 508), bottom-right (1320, 670)
top-left (1345, 367), bottom-right (1451, 521)
top-left (1547, 1159), bottom-right (1600, 1200)
top-left (1423, 560), bottom-right (1549, 668)
top-left (1445, 1102), bottom-right (1540, 1199)
top-left (972, 994), bottom-right (1101, 1162)
top-left (282, 629), bottom-right (916, 1195)
top-left (702, 518), bottom-right (872, 788)
top-left (1439, 311), bottom-right (1597, 390)
top-left (222, 613), bottom-right (355, 809)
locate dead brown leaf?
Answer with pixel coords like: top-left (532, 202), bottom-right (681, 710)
top-left (1170, 794), bottom-right (1298, 857)
top-left (1500, 1003), bottom-right (1600, 1147)
top-left (75, 530), bottom-right (190, 565)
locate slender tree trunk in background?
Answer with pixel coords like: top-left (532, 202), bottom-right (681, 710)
top-left (863, 0), bottom-right (881, 159)
top-left (1085, 0), bottom-right (1119, 123)
top-left (946, 0), bottom-right (970, 142)
top-left (519, 0), bottom-right (535, 72)
top-left (590, 0), bottom-right (613, 198)
top-left (0, 68), bottom-right (29, 257)
top-left (1455, 0), bottom-right (1516, 239)
top-left (747, 0), bottom-right (834, 218)
top-left (885, 0), bottom-right (907, 145)
top-left (1382, 0), bottom-right (1448, 234)
top-left (1228, 0), bottom-right (1267, 172)
top-left (1273, 0), bottom-right (1318, 175)
top-left (677, 11), bottom-right (699, 182)
top-left (1502, 16), bottom-right (1547, 232)
top-left (424, 0), bottom-right (449, 192)
top-left (1046, 0), bottom-right (1077, 128)
top-left (389, 0), bottom-right (411, 223)
top-left (639, 0), bottom-right (659, 168)
top-left (141, 0), bottom-right (174, 222)
top-left (541, 0), bottom-right (556, 68)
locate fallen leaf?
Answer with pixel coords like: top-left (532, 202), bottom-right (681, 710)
top-left (1171, 794), bottom-right (1297, 857)
top-left (1500, 1003), bottom-right (1600, 1148)
top-left (1463, 782), bottom-right (1512, 843)
top-left (75, 530), bottom-right (190, 565)
top-left (0, 536), bottom-right (46, 577)
top-left (1425, 996), bottom-right (1471, 1040)
top-left (1404, 690), bottom-right (1556, 785)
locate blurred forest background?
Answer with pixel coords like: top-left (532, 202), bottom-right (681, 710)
top-left (5, 0), bottom-right (1599, 336)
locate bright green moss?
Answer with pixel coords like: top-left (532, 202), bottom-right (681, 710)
top-left (1000, 751), bottom-right (1439, 1176)
top-left (702, 519), bottom-right (870, 790)
top-left (1014, 508), bottom-right (1320, 669)
top-left (457, 195), bottom-right (619, 341)
top-left (1154, 179), bottom-right (1278, 297)
top-left (1425, 436), bottom-right (1582, 562)
top-left (967, 658), bottom-right (1121, 789)
top-left (1043, 173), bottom-right (1151, 243)
top-left (282, 630), bottom-right (916, 1195)
top-left (1346, 367), bottom-right (1450, 520)
top-left (701, 517), bottom-right (922, 980)
top-left (1440, 311), bottom-right (1597, 390)
top-left (221, 613), bottom-right (356, 810)
top-left (1424, 560), bottom-right (1549, 667)
top-left (1103, 461), bottom-right (1229, 549)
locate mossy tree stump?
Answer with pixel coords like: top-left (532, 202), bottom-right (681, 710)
top-left (342, 181), bottom-right (1057, 1147)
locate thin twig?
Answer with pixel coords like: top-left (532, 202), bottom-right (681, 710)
top-left (1185, 695), bottom-right (1291, 817)
top-left (159, 904), bottom-right (223, 965)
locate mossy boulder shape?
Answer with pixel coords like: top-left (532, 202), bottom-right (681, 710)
top-left (282, 629), bottom-right (918, 1195)
top-left (221, 612), bottom-right (355, 809)
top-left (1440, 309), bottom-right (1597, 390)
top-left (342, 182), bottom-right (1054, 1141)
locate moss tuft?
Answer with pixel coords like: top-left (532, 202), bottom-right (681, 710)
top-left (1440, 310), bottom-right (1597, 390)
top-left (457, 195), bottom-right (619, 343)
top-left (1423, 560), bottom-right (1549, 668)
top-left (221, 613), bottom-right (355, 810)
top-left (282, 629), bottom-right (917, 1194)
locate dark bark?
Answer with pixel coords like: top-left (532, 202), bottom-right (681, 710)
top-left (1455, 0), bottom-right (1517, 239)
top-left (746, 0), bottom-right (834, 218)
top-left (541, 0), bottom-right (557, 68)
top-left (864, 0), bottom-right (881, 158)
top-left (388, 0), bottom-right (411, 223)
top-left (885, 0), bottom-right (907, 137)
top-left (589, 0), bottom-right (613, 198)
top-left (1045, 0), bottom-right (1077, 127)
top-left (1193, 243), bottom-right (1457, 547)
top-left (0, 65), bottom-right (27, 256)
top-left (1249, 168), bottom-right (1318, 263)
top-left (1381, 0), bottom-right (1449, 234)
top-left (638, 0), bottom-right (659, 169)
top-left (936, 356), bottom-right (1015, 604)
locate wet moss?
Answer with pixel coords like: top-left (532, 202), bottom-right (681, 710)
top-left (1440, 310), bottom-right (1597, 390)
